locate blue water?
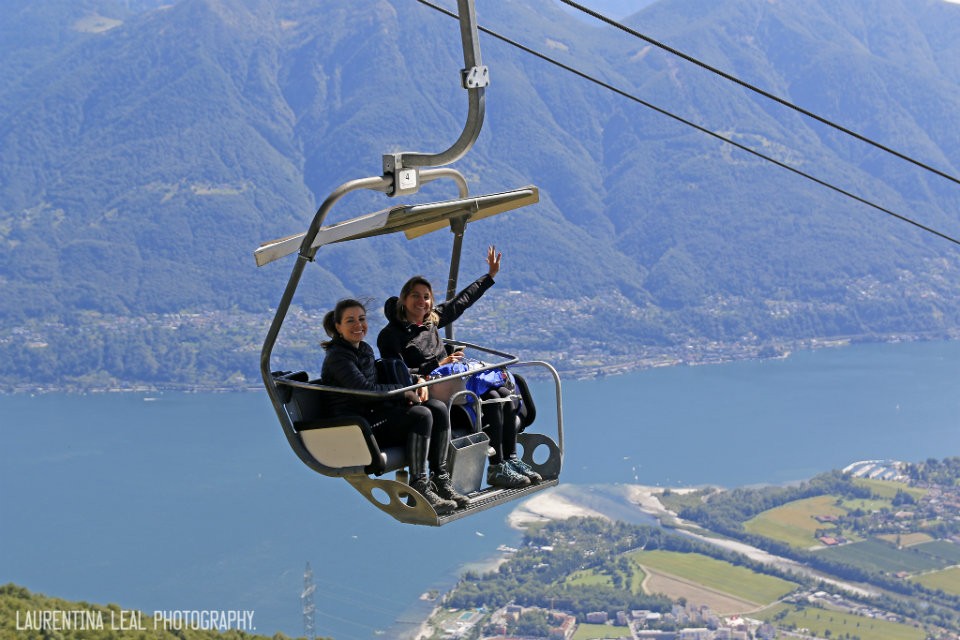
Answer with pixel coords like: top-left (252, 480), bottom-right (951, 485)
top-left (2, 340), bottom-right (958, 639)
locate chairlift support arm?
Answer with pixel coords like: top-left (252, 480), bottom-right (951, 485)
top-left (384, 0), bottom-right (488, 196)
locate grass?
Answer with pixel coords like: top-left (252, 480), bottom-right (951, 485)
top-left (822, 538), bottom-right (947, 573)
top-left (566, 569), bottom-right (613, 588)
top-left (854, 477), bottom-right (926, 501)
top-left (757, 603), bottom-right (925, 640)
top-left (912, 566), bottom-right (960, 595)
top-left (628, 563), bottom-right (647, 594)
top-left (915, 539), bottom-right (960, 563)
top-left (658, 488), bottom-right (712, 514)
top-left (572, 622), bottom-right (631, 639)
top-left (877, 532), bottom-right (934, 547)
top-left (628, 550), bottom-right (797, 604)
top-left (564, 564), bottom-right (646, 594)
top-left (744, 495), bottom-right (846, 548)
top-left (842, 497), bottom-right (891, 512)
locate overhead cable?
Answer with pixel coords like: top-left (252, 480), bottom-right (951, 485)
top-left (559, 0), bottom-right (960, 189)
top-left (416, 0), bottom-right (960, 248)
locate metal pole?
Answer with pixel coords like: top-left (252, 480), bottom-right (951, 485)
top-left (387, 0), bottom-right (486, 171)
top-left (444, 216), bottom-right (468, 340)
top-left (260, 176), bottom-right (391, 446)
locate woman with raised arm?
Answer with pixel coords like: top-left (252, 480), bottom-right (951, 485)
top-left (377, 247), bottom-right (541, 489)
top-left (320, 298), bottom-right (467, 515)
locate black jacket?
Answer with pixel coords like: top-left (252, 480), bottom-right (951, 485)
top-left (377, 274), bottom-right (495, 376)
top-left (320, 337), bottom-right (403, 416)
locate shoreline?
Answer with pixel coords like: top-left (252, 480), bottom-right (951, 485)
top-left (410, 483), bottom-right (688, 639)
top-left (505, 483), bottom-right (700, 529)
top-left (5, 332), bottom-right (956, 395)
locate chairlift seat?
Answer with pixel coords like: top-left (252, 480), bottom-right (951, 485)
top-left (273, 371), bottom-right (407, 477)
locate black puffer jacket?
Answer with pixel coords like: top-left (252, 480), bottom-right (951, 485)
top-left (377, 274), bottom-right (494, 376)
top-left (320, 336), bottom-right (404, 416)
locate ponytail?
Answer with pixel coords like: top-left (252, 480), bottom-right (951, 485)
top-left (320, 298), bottom-right (367, 350)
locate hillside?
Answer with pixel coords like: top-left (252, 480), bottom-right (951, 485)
top-left (2, 0), bottom-right (960, 389)
top-left (0, 583), bottom-right (318, 640)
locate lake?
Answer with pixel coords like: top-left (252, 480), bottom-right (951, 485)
top-left (1, 340), bottom-right (958, 639)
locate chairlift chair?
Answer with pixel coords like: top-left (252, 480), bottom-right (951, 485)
top-left (253, 0), bottom-right (564, 526)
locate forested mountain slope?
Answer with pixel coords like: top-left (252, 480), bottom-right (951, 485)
top-left (2, 0), bottom-right (959, 388)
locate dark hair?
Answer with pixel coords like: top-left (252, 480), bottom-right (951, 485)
top-left (321, 298), bottom-right (367, 350)
top-left (396, 275), bottom-right (440, 325)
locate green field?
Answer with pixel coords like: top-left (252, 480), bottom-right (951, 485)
top-left (913, 566), bottom-right (960, 595)
top-left (915, 539), bottom-right (960, 564)
top-left (572, 623), bottom-right (631, 639)
top-left (628, 550), bottom-right (797, 604)
top-left (821, 538), bottom-right (948, 573)
top-left (744, 495), bottom-right (846, 548)
top-left (566, 569), bottom-right (613, 588)
top-left (565, 564), bottom-right (646, 594)
top-left (841, 496), bottom-right (891, 512)
top-left (878, 532), bottom-right (934, 547)
top-left (853, 477), bottom-right (926, 501)
top-left (758, 603), bottom-right (925, 640)
top-left (628, 563), bottom-right (646, 593)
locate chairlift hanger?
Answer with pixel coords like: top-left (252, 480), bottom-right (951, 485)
top-left (254, 0), bottom-right (564, 526)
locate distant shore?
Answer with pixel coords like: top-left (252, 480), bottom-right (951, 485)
top-left (6, 331), bottom-right (956, 395)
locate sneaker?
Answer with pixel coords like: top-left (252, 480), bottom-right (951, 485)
top-left (432, 472), bottom-right (470, 508)
top-left (506, 456), bottom-right (542, 483)
top-left (411, 477), bottom-right (457, 515)
top-left (486, 462), bottom-right (531, 489)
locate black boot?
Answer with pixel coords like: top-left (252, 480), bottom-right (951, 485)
top-left (428, 418), bottom-right (469, 508)
top-left (408, 432), bottom-right (456, 515)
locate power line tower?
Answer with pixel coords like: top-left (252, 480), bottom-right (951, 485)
top-left (302, 562), bottom-right (317, 640)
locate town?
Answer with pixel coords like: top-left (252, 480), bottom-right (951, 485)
top-left (415, 459), bottom-right (960, 640)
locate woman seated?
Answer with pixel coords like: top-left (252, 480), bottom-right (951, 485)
top-left (376, 246), bottom-right (542, 489)
top-left (320, 298), bottom-right (468, 515)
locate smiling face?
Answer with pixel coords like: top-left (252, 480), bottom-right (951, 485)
top-left (335, 305), bottom-right (368, 347)
top-left (401, 283), bottom-right (433, 324)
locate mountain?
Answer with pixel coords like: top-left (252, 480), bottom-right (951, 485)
top-left (2, 0), bottom-right (959, 388)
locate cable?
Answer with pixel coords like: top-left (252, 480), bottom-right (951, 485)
top-left (559, 0), bottom-right (960, 189)
top-left (416, 0), bottom-right (960, 248)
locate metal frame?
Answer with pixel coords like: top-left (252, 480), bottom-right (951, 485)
top-left (255, 0), bottom-right (564, 526)
top-left (269, 346), bottom-right (565, 526)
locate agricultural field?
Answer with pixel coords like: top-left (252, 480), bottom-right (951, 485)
top-left (841, 496), bottom-right (892, 512)
top-left (638, 568), bottom-right (760, 615)
top-left (914, 539), bottom-right (960, 564)
top-left (854, 477), bottom-right (926, 501)
top-left (743, 495), bottom-right (846, 548)
top-left (877, 532), bottom-right (934, 547)
top-left (821, 538), bottom-right (948, 574)
top-left (627, 550), bottom-right (797, 608)
top-left (758, 603), bottom-right (926, 640)
top-left (913, 566), bottom-right (960, 595)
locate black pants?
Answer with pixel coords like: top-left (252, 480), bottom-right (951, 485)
top-left (481, 386), bottom-right (519, 464)
top-left (369, 399), bottom-right (451, 474)
top-left (369, 403), bottom-right (431, 449)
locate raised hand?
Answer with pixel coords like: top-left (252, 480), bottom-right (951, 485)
top-left (486, 245), bottom-right (502, 278)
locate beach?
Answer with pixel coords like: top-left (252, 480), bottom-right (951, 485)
top-left (506, 486), bottom-right (611, 528)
